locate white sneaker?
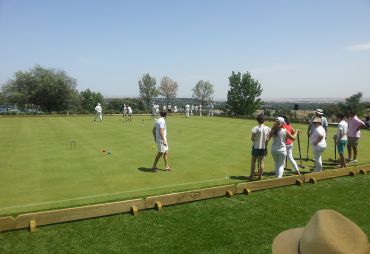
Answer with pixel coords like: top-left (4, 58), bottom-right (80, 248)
top-left (351, 160), bottom-right (358, 163)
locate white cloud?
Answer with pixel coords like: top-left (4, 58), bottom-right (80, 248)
top-left (347, 43), bottom-right (370, 51)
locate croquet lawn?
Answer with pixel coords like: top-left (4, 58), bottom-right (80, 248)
top-left (1, 115), bottom-right (369, 216)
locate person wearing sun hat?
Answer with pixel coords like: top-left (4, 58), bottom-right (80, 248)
top-left (307, 109), bottom-right (328, 137)
top-left (272, 209), bottom-right (370, 254)
top-left (267, 117), bottom-right (298, 178)
top-left (309, 117), bottom-right (327, 172)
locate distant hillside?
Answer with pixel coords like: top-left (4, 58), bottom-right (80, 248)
top-left (262, 97), bottom-right (370, 103)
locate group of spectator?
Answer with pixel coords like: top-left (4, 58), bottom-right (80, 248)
top-left (249, 109), bottom-right (367, 180)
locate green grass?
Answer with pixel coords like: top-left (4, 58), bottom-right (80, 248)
top-left (0, 115), bottom-right (369, 216)
top-left (1, 174), bottom-right (369, 254)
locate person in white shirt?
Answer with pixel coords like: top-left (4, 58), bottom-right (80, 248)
top-left (167, 104), bottom-right (172, 116)
top-left (122, 104), bottom-right (127, 120)
top-left (127, 105), bottom-right (133, 122)
top-left (309, 117), bottom-right (327, 172)
top-left (151, 103), bottom-right (156, 119)
top-left (155, 103), bottom-right (160, 116)
top-left (199, 104), bottom-right (202, 116)
top-left (173, 105), bottom-right (178, 113)
top-left (185, 104), bottom-right (190, 118)
top-left (208, 103), bottom-right (214, 117)
top-left (190, 105), bottom-right (194, 116)
top-left (267, 117), bottom-right (298, 178)
top-left (152, 111), bottom-right (171, 172)
top-left (94, 103), bottom-right (103, 122)
top-left (249, 114), bottom-right (271, 180)
top-left (334, 112), bottom-right (348, 168)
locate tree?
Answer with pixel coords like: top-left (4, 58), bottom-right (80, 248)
top-left (339, 92), bottom-right (365, 116)
top-left (2, 65), bottom-right (78, 112)
top-left (192, 80), bottom-right (214, 106)
top-left (138, 73), bottom-right (158, 111)
top-left (226, 71), bottom-right (263, 116)
top-left (80, 89), bottom-right (104, 113)
top-left (159, 76), bottom-right (179, 106)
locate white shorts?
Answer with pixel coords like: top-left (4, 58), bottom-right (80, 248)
top-left (157, 140), bottom-right (169, 153)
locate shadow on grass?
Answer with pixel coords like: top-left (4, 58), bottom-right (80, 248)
top-left (137, 167), bottom-right (161, 173)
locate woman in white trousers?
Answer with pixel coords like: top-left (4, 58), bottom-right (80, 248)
top-left (309, 117), bottom-right (327, 172)
top-left (268, 117), bottom-right (298, 178)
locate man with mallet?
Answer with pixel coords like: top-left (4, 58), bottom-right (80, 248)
top-left (152, 110), bottom-right (171, 172)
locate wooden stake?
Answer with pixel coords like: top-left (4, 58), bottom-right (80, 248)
top-left (130, 205), bottom-right (138, 216)
top-left (29, 219), bottom-right (36, 232)
top-left (359, 169), bottom-right (366, 175)
top-left (309, 177), bottom-right (317, 184)
top-left (295, 179), bottom-right (303, 186)
top-left (226, 190), bottom-right (233, 197)
top-left (154, 201), bottom-right (162, 211)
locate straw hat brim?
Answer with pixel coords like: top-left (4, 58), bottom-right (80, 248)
top-left (272, 228), bottom-right (370, 254)
top-left (272, 228), bottom-right (303, 254)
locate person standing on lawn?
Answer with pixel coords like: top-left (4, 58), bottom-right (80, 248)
top-left (346, 111), bottom-right (365, 163)
top-left (152, 111), bottom-right (171, 172)
top-left (248, 114), bottom-right (271, 180)
top-left (268, 117), bottom-right (298, 178)
top-left (334, 112), bottom-right (348, 168)
top-left (282, 116), bottom-right (301, 175)
top-left (94, 103), bottom-right (103, 122)
top-left (309, 117), bottom-right (327, 172)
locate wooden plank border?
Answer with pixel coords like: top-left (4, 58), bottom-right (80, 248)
top-left (12, 199), bottom-right (145, 231)
top-left (1, 164), bottom-right (369, 233)
top-left (236, 175), bottom-right (304, 194)
top-left (145, 185), bottom-right (237, 208)
top-left (0, 217), bottom-right (16, 232)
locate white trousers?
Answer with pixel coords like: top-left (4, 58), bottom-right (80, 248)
top-left (272, 150), bottom-right (287, 178)
top-left (95, 112), bottom-right (102, 121)
top-left (286, 144), bottom-right (300, 173)
top-left (312, 145), bottom-right (326, 171)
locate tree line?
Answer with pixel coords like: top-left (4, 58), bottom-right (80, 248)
top-left (0, 65), bottom-right (269, 116)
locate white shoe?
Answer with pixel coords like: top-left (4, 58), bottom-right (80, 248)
top-left (351, 160), bottom-right (358, 163)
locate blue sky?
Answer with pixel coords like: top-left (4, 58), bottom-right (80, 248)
top-left (0, 0), bottom-right (369, 99)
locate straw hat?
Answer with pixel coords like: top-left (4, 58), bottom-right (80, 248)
top-left (312, 117), bottom-right (322, 123)
top-left (272, 209), bottom-right (370, 254)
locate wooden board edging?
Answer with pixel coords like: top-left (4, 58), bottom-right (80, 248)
top-left (0, 217), bottom-right (16, 232)
top-left (14, 199), bottom-right (145, 230)
top-left (236, 175), bottom-right (304, 194)
top-left (145, 185), bottom-right (237, 208)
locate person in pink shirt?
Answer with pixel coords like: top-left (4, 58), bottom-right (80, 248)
top-left (346, 111), bottom-right (365, 163)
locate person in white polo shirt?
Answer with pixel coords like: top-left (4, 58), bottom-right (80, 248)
top-left (334, 112), bottom-right (348, 168)
top-left (310, 117), bottom-right (327, 172)
top-left (152, 111), bottom-right (171, 172)
top-left (248, 114), bottom-right (271, 180)
top-left (94, 103), bottom-right (103, 122)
